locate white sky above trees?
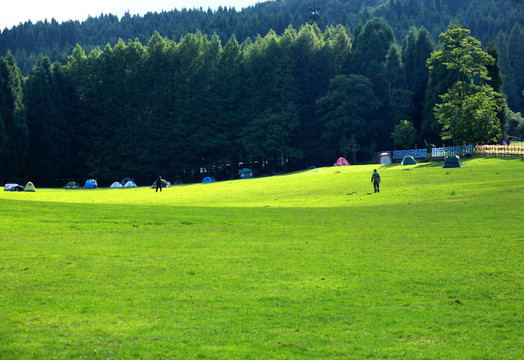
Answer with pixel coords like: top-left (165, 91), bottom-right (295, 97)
top-left (1, 0), bottom-right (265, 30)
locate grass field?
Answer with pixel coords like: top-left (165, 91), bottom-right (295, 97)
top-left (1, 158), bottom-right (523, 359)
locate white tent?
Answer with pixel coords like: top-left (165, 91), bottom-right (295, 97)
top-left (378, 152), bottom-right (392, 164)
top-left (110, 182), bottom-right (123, 188)
top-left (4, 183), bottom-right (24, 191)
top-left (123, 181), bottom-right (137, 187)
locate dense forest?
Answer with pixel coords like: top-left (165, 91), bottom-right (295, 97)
top-left (1, 0), bottom-right (523, 110)
top-left (0, 0), bottom-right (523, 185)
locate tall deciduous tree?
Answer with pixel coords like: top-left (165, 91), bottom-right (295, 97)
top-left (435, 83), bottom-right (503, 144)
top-left (391, 120), bottom-right (417, 150)
top-left (427, 28), bottom-right (493, 81)
top-left (427, 28), bottom-right (506, 144)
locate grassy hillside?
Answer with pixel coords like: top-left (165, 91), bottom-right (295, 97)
top-left (0, 158), bottom-right (522, 359)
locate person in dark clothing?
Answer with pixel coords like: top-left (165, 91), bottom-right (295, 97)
top-left (156, 176), bottom-right (163, 192)
top-left (371, 169), bottom-right (381, 193)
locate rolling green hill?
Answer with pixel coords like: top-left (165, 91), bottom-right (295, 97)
top-left (0, 158), bottom-right (522, 358)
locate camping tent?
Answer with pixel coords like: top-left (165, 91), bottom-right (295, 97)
top-left (378, 152), bottom-right (392, 164)
top-left (121, 177), bottom-right (134, 185)
top-left (63, 181), bottom-right (81, 189)
top-left (202, 177), bottom-right (214, 183)
top-left (110, 182), bottom-right (123, 188)
top-left (443, 155), bottom-right (462, 168)
top-left (401, 156), bottom-right (417, 165)
top-left (84, 179), bottom-right (98, 188)
top-left (151, 179), bottom-right (171, 188)
top-left (123, 181), bottom-right (137, 187)
top-left (239, 168), bottom-right (253, 179)
top-left (4, 183), bottom-right (24, 191)
top-left (334, 157), bottom-right (350, 166)
top-left (24, 182), bottom-right (36, 192)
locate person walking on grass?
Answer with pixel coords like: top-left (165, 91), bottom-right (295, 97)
top-left (156, 176), bottom-right (163, 192)
top-left (371, 169), bottom-right (381, 193)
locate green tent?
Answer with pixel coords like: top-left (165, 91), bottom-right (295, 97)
top-left (401, 156), bottom-right (417, 165)
top-left (24, 181), bottom-right (36, 192)
top-left (63, 181), bottom-right (81, 189)
top-left (443, 155), bottom-right (462, 168)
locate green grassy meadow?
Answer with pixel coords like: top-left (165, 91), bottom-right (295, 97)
top-left (1, 158), bottom-right (523, 359)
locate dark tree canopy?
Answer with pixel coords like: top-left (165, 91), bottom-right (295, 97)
top-left (0, 7), bottom-right (518, 184)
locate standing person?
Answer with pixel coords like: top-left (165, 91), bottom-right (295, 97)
top-left (156, 176), bottom-right (163, 192)
top-left (371, 169), bottom-right (381, 193)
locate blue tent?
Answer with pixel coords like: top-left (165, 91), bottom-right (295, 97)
top-left (239, 168), bottom-right (253, 179)
top-left (202, 177), bottom-right (214, 183)
top-left (84, 179), bottom-right (98, 188)
top-left (121, 177), bottom-right (135, 184)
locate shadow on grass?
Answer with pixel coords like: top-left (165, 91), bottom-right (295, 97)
top-left (415, 161), bottom-right (445, 168)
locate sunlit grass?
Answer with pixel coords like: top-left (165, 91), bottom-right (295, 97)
top-left (3, 158), bottom-right (520, 208)
top-left (0, 158), bottom-right (522, 359)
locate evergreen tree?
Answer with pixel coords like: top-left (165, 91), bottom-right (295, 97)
top-left (215, 34), bottom-right (246, 176)
top-left (381, 44), bottom-right (412, 124)
top-left (316, 74), bottom-right (380, 161)
top-left (506, 23), bottom-right (524, 112)
top-left (242, 28), bottom-right (300, 172)
top-left (485, 40), bottom-right (507, 133)
top-left (485, 41), bottom-right (504, 93)
top-left (23, 57), bottom-right (64, 180)
top-left (287, 24), bottom-right (328, 166)
top-left (354, 17), bottom-right (395, 81)
top-left (0, 52), bottom-right (28, 180)
top-left (144, 32), bottom-right (180, 178)
top-left (401, 26), bottom-right (435, 133)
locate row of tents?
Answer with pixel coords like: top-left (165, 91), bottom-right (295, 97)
top-left (335, 154), bottom-right (462, 168)
top-left (63, 177), bottom-right (179, 189)
top-left (4, 182), bottom-right (36, 192)
top-left (377, 152), bottom-right (463, 167)
top-left (5, 157), bottom-right (464, 192)
top-left (379, 153), bottom-right (462, 167)
top-left (63, 179), bottom-right (101, 189)
top-left (63, 178), bottom-right (148, 189)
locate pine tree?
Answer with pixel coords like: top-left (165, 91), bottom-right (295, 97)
top-left (215, 34), bottom-right (245, 176)
top-left (24, 57), bottom-right (61, 180)
top-left (316, 74), bottom-right (380, 161)
top-left (401, 26), bottom-right (435, 136)
top-left (0, 52), bottom-right (28, 180)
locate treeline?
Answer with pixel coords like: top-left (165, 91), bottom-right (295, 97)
top-left (1, 0), bottom-right (523, 114)
top-left (0, 21), bottom-right (518, 185)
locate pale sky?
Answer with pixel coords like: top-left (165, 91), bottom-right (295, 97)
top-left (1, 0), bottom-right (266, 30)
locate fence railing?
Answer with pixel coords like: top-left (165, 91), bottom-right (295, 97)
top-left (474, 145), bottom-right (524, 157)
top-left (431, 145), bottom-right (474, 158)
top-left (392, 149), bottom-right (427, 160)
top-left (375, 149), bottom-right (427, 160)
top-left (375, 144), bottom-right (523, 162)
